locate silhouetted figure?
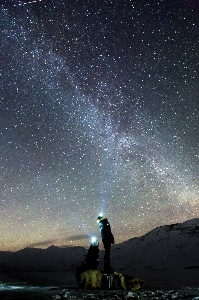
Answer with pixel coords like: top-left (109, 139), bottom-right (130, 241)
top-left (97, 216), bottom-right (115, 273)
top-left (76, 238), bottom-right (99, 288)
top-left (84, 239), bottom-right (99, 270)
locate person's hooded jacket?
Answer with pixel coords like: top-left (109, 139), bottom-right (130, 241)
top-left (98, 218), bottom-right (115, 245)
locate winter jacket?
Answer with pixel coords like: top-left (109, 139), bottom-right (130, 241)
top-left (99, 218), bottom-right (115, 244)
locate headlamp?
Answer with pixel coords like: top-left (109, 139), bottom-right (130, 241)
top-left (91, 236), bottom-right (99, 245)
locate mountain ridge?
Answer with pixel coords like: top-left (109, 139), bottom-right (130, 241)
top-left (0, 218), bottom-right (198, 288)
top-left (109, 218), bottom-right (199, 287)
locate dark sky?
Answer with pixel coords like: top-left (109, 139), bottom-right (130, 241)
top-left (1, 0), bottom-right (199, 251)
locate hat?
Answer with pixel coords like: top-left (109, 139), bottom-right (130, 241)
top-left (98, 215), bottom-right (103, 220)
top-left (97, 215), bottom-right (104, 223)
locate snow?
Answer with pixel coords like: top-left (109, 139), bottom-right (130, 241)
top-left (109, 218), bottom-right (199, 288)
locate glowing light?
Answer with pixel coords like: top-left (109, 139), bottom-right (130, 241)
top-left (91, 236), bottom-right (97, 243)
top-left (91, 236), bottom-right (98, 245)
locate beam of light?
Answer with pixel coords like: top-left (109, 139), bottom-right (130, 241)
top-left (80, 107), bottom-right (123, 214)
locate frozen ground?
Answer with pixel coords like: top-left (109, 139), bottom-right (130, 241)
top-left (0, 273), bottom-right (199, 300)
top-left (0, 285), bottom-right (199, 300)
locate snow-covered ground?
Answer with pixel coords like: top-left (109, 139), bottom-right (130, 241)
top-left (53, 287), bottom-right (199, 300)
top-left (0, 274), bottom-right (199, 300)
top-left (0, 280), bottom-right (56, 299)
top-left (0, 284), bottom-right (199, 299)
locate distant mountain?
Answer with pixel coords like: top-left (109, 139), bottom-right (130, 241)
top-left (110, 218), bottom-right (199, 288)
top-left (0, 219), bottom-right (198, 288)
top-left (0, 245), bottom-right (87, 272)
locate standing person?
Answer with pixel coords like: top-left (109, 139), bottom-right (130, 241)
top-left (97, 215), bottom-right (115, 273)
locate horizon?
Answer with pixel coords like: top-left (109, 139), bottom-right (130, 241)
top-left (1, 217), bottom-right (198, 252)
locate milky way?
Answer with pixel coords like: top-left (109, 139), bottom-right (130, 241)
top-left (1, 0), bottom-right (199, 251)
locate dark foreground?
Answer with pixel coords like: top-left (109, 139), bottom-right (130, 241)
top-left (1, 286), bottom-right (199, 300)
top-left (0, 272), bottom-right (199, 300)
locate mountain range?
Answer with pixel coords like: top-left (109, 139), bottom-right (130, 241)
top-left (0, 218), bottom-right (198, 288)
top-left (110, 218), bottom-right (199, 288)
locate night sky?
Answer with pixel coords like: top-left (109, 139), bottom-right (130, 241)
top-left (1, 0), bottom-right (199, 252)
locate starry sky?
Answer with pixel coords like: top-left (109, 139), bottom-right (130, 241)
top-left (1, 0), bottom-right (199, 252)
